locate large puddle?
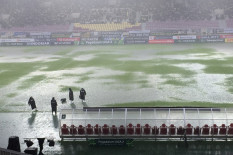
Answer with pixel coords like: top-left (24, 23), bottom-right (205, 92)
top-left (0, 44), bottom-right (233, 112)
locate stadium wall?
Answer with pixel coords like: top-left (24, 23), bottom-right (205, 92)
top-left (1, 30), bottom-right (233, 46)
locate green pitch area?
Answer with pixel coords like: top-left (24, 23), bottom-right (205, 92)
top-left (0, 44), bottom-right (233, 111)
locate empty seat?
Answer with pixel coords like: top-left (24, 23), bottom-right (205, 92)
top-left (135, 124), bottom-right (141, 134)
top-left (202, 124), bottom-right (210, 135)
top-left (160, 124), bottom-right (167, 135)
top-left (186, 123), bottom-right (193, 135)
top-left (70, 125), bottom-right (77, 135)
top-left (152, 126), bottom-right (159, 135)
top-left (111, 125), bottom-right (117, 135)
top-left (211, 124), bottom-right (218, 135)
top-left (61, 124), bottom-right (69, 135)
top-left (102, 124), bottom-right (109, 134)
top-left (78, 125), bottom-right (85, 135)
top-left (194, 126), bottom-right (200, 135)
top-left (177, 126), bottom-right (184, 135)
top-left (86, 124), bottom-right (93, 135)
top-left (119, 125), bottom-right (125, 135)
top-left (169, 124), bottom-right (176, 135)
top-left (127, 123), bottom-right (134, 135)
top-left (94, 124), bottom-right (101, 134)
top-left (228, 123), bottom-right (233, 135)
top-left (143, 124), bottom-right (151, 135)
top-left (219, 124), bottom-right (226, 135)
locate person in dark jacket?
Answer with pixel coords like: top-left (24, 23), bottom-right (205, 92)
top-left (28, 96), bottom-right (37, 111)
top-left (51, 97), bottom-right (57, 115)
top-left (69, 88), bottom-right (74, 102)
top-left (79, 88), bottom-right (86, 101)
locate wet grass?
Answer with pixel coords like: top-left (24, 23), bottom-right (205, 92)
top-left (59, 85), bottom-right (81, 92)
top-left (23, 46), bottom-right (51, 52)
top-left (156, 47), bottom-right (217, 56)
top-left (55, 46), bottom-right (76, 55)
top-left (8, 103), bottom-right (25, 107)
top-left (225, 77), bottom-right (233, 93)
top-left (204, 66), bottom-right (233, 74)
top-left (6, 93), bottom-right (18, 98)
top-left (100, 72), bottom-right (151, 88)
top-left (0, 62), bottom-right (41, 88)
top-left (163, 79), bottom-right (192, 86)
top-left (75, 71), bottom-right (95, 83)
top-left (106, 101), bottom-right (233, 108)
top-left (17, 75), bottom-right (46, 90)
top-left (62, 73), bottom-right (79, 77)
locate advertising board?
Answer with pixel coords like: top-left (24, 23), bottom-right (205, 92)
top-left (220, 35), bottom-right (233, 39)
top-left (30, 35), bottom-right (51, 39)
top-left (173, 35), bottom-right (196, 40)
top-left (56, 38), bottom-right (80, 42)
top-left (34, 38), bottom-right (56, 42)
top-left (174, 39), bottom-right (197, 43)
top-left (80, 40), bottom-right (113, 45)
top-left (149, 39), bottom-right (174, 44)
top-left (0, 38), bottom-right (35, 43)
top-left (51, 32), bottom-right (72, 38)
top-left (124, 40), bottom-right (148, 44)
top-left (81, 37), bottom-right (99, 41)
top-left (30, 32), bottom-right (51, 36)
top-left (26, 42), bottom-right (50, 46)
top-left (200, 39), bottom-right (225, 43)
top-left (198, 35), bottom-right (220, 39)
top-left (0, 42), bottom-right (27, 46)
top-left (150, 30), bottom-right (187, 36)
top-left (13, 32), bottom-right (28, 38)
top-left (225, 38), bottom-right (233, 43)
top-left (51, 41), bottom-right (74, 45)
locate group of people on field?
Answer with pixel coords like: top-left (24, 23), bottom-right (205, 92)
top-left (28, 88), bottom-right (86, 115)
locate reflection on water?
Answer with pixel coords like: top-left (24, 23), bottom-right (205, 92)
top-left (28, 112), bottom-right (36, 126)
top-left (52, 115), bottom-right (58, 128)
top-left (82, 101), bottom-right (88, 107)
top-left (70, 103), bottom-right (76, 109)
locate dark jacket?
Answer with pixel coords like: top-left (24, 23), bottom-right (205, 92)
top-left (79, 88), bottom-right (86, 100)
top-left (69, 88), bottom-right (74, 101)
top-left (51, 98), bottom-right (57, 111)
top-left (28, 97), bottom-right (36, 110)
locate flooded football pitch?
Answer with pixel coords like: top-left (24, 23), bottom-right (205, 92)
top-left (0, 44), bottom-right (233, 154)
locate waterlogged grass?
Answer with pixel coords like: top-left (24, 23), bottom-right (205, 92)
top-left (6, 93), bottom-right (18, 98)
top-left (0, 62), bottom-right (40, 88)
top-left (8, 103), bottom-right (25, 107)
top-left (106, 101), bottom-right (233, 108)
top-left (23, 46), bottom-right (51, 53)
top-left (17, 75), bottom-right (46, 90)
top-left (62, 73), bottom-right (79, 77)
top-left (59, 85), bottom-right (81, 92)
top-left (225, 77), bottom-right (233, 93)
top-left (55, 46), bottom-right (76, 55)
top-left (163, 79), bottom-right (192, 86)
top-left (204, 66), bottom-right (233, 74)
top-left (42, 58), bottom-right (79, 71)
top-left (100, 72), bottom-right (151, 88)
top-left (157, 47), bottom-right (217, 56)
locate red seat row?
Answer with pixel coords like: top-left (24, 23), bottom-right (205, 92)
top-left (61, 123), bottom-right (233, 135)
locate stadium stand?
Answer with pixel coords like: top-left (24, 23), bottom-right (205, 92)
top-left (74, 22), bottom-right (141, 31)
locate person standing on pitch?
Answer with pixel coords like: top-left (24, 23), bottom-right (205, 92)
top-left (51, 97), bottom-right (57, 115)
top-left (79, 88), bottom-right (86, 102)
top-left (28, 96), bottom-right (37, 111)
top-left (69, 88), bottom-right (74, 103)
